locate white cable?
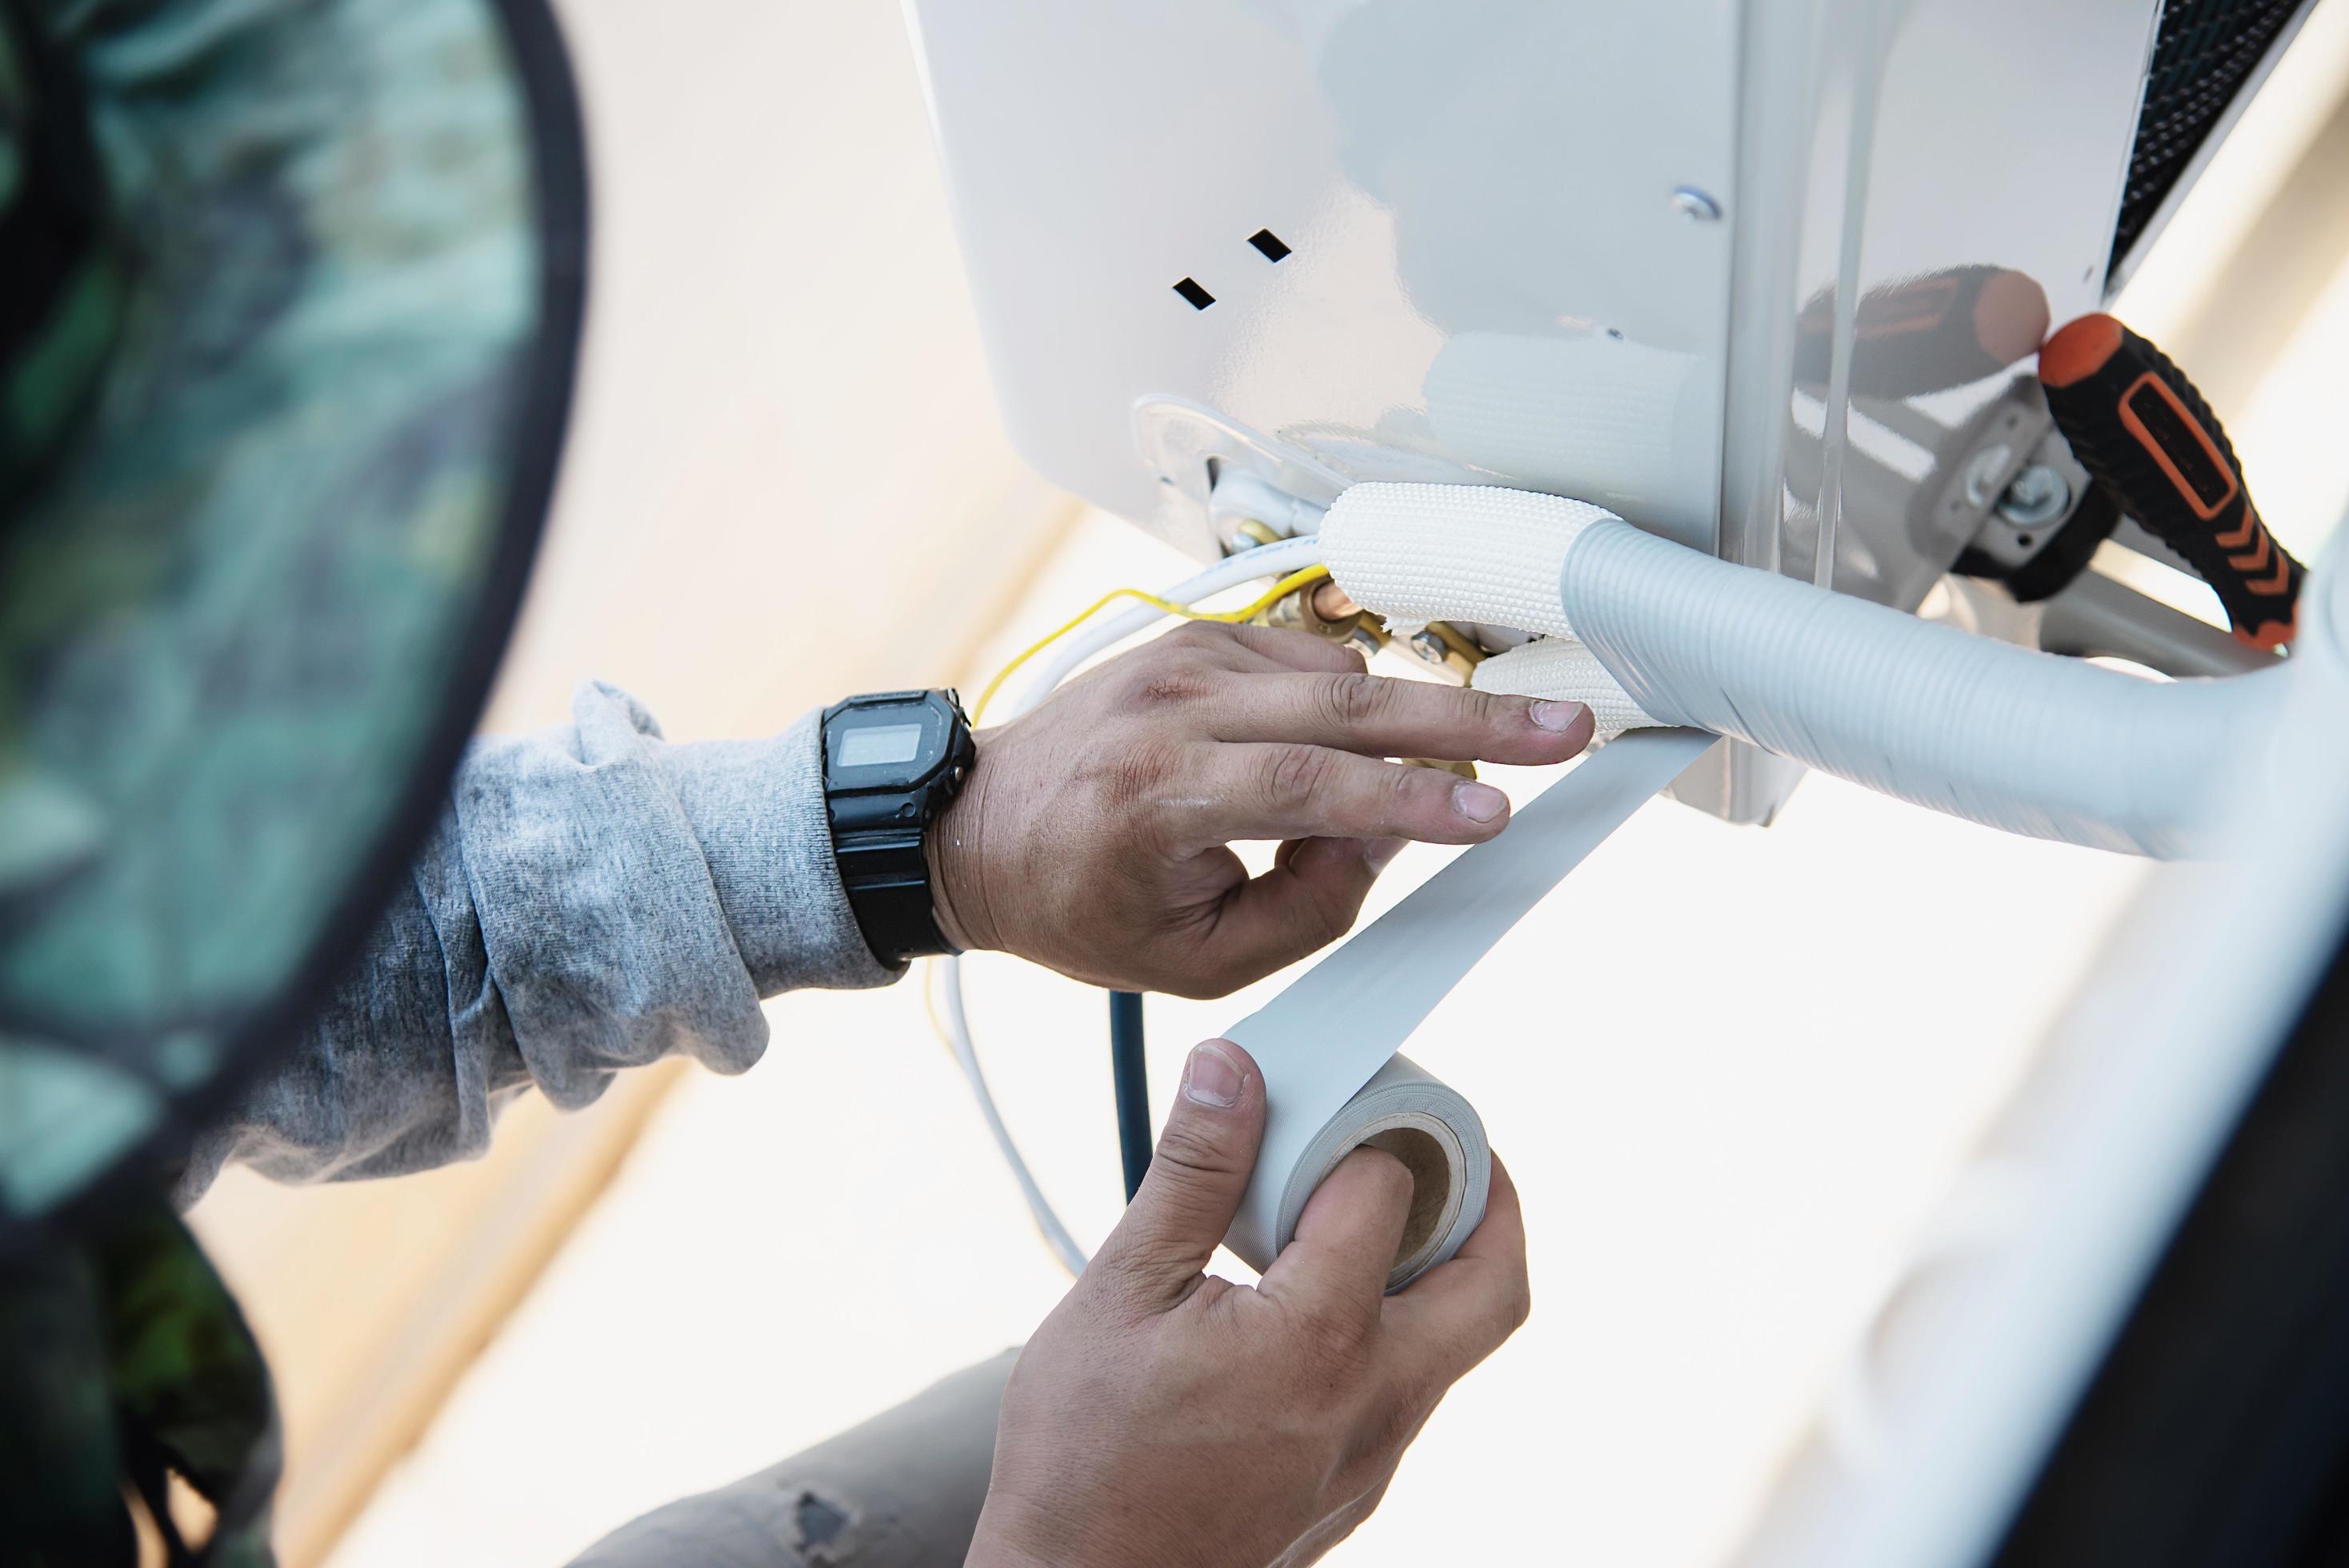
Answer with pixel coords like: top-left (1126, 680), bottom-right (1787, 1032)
top-left (933, 956), bottom-right (1089, 1275)
top-left (948, 530), bottom-right (1330, 1274)
top-left (1011, 534), bottom-right (1327, 719)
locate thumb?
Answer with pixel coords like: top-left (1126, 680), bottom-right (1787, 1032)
top-left (1092, 1039), bottom-right (1265, 1310)
top-left (1199, 836), bottom-right (1395, 993)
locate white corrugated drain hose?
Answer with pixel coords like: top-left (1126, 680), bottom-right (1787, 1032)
top-left (1323, 482), bottom-right (2291, 858)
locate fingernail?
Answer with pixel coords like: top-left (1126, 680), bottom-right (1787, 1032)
top-left (1530, 700), bottom-right (1587, 733)
top-left (1183, 1042), bottom-right (1244, 1108)
top-left (1363, 837), bottom-right (1405, 874)
top-left (1453, 781), bottom-right (1508, 822)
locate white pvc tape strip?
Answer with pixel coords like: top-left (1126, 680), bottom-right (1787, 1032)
top-left (1223, 728), bottom-right (1719, 1288)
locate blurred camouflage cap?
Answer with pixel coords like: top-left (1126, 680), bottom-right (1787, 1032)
top-left (0, 0), bottom-right (588, 1246)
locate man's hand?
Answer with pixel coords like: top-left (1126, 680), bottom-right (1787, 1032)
top-left (928, 621), bottom-right (1593, 996)
top-left (968, 1038), bottom-right (1531, 1568)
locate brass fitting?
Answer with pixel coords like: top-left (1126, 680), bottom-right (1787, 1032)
top-left (1400, 622), bottom-right (1485, 684)
top-left (1224, 518), bottom-right (1284, 552)
top-left (1260, 574), bottom-right (1389, 661)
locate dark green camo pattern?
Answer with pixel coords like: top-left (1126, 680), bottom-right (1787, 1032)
top-left (0, 0), bottom-right (538, 1224)
top-left (0, 0), bottom-right (562, 1558)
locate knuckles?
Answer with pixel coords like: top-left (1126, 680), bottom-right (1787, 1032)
top-left (1458, 685), bottom-right (1515, 727)
top-left (1082, 735), bottom-right (1182, 818)
top-left (1110, 626), bottom-right (1235, 709)
top-left (1315, 672), bottom-right (1395, 730)
top-left (1160, 619), bottom-right (1239, 657)
top-left (1261, 744), bottom-right (1335, 806)
top-left (1150, 1114), bottom-right (1252, 1185)
top-left (1126, 666), bottom-right (1219, 710)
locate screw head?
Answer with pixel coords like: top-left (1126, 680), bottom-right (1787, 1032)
top-left (1996, 465), bottom-right (2071, 528)
top-left (1670, 186), bottom-right (1723, 222)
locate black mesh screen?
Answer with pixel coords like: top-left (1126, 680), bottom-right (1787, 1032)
top-left (2111, 0), bottom-right (2308, 273)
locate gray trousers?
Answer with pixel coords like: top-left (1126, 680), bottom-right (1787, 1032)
top-left (570, 1350), bottom-right (1017, 1568)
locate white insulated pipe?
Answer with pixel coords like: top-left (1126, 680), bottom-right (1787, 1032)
top-left (1323, 483), bottom-right (2292, 858)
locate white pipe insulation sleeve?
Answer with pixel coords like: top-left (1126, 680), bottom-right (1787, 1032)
top-left (1322, 482), bottom-right (2293, 858)
top-left (1320, 483), bottom-right (1655, 736)
top-left (1471, 638), bottom-right (1659, 744)
top-left (1322, 482), bottom-right (1606, 638)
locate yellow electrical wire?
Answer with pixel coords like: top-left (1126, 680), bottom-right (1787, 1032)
top-left (971, 563), bottom-right (1331, 724)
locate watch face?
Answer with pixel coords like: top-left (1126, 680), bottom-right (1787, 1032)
top-left (825, 695), bottom-right (953, 790)
top-left (837, 722), bottom-right (926, 769)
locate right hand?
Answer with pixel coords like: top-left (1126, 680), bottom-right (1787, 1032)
top-left (966, 1038), bottom-right (1532, 1568)
top-left (928, 619), bottom-right (1593, 998)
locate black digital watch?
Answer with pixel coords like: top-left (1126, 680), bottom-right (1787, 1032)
top-left (819, 689), bottom-right (977, 966)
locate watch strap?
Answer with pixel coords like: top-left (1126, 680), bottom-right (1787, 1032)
top-left (831, 821), bottom-right (957, 966)
top-left (822, 689), bottom-right (974, 966)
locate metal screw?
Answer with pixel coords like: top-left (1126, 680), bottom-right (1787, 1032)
top-left (1407, 629), bottom-right (1451, 665)
top-left (1995, 464), bottom-right (2071, 528)
top-left (1670, 186), bottom-right (1723, 222)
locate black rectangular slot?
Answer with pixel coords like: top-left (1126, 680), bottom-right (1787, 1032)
top-left (1249, 228), bottom-right (1291, 262)
top-left (1173, 277), bottom-right (1216, 310)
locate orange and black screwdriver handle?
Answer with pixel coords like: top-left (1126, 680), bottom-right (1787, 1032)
top-left (2040, 313), bottom-right (2303, 652)
top-left (1794, 265), bottom-right (2051, 400)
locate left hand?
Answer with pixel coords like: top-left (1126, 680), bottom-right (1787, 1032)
top-left (926, 619), bottom-right (1593, 997)
top-left (969, 1038), bottom-right (1532, 1568)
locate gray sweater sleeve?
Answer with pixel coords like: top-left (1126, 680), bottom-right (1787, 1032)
top-left (176, 682), bottom-right (897, 1204)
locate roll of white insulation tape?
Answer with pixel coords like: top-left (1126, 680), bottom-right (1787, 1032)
top-left (1223, 728), bottom-right (1718, 1288)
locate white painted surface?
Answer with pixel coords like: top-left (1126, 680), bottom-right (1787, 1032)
top-left (904, 0), bottom-right (1742, 556)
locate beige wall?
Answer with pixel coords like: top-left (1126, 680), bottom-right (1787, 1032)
top-left (185, 2), bottom-right (1074, 1561)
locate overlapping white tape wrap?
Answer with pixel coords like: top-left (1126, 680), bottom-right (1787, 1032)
top-left (1223, 730), bottom-right (1715, 1288)
top-left (1320, 482), bottom-right (1657, 743)
top-left (1321, 482), bottom-right (2292, 857)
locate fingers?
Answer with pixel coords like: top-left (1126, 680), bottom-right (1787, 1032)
top-left (1170, 742), bottom-right (1519, 852)
top-left (1258, 1146), bottom-right (1417, 1322)
top-left (1204, 671), bottom-right (1593, 764)
top-left (1201, 621), bottom-right (1368, 676)
top-left (1384, 1157), bottom-right (1532, 1382)
top-left (1090, 1041), bottom-right (1265, 1310)
top-left (1178, 836), bottom-right (1387, 996)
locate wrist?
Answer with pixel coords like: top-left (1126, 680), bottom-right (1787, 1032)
top-left (926, 760), bottom-right (996, 955)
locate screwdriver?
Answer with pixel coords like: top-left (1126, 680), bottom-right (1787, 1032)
top-left (2039, 314), bottom-right (2302, 652)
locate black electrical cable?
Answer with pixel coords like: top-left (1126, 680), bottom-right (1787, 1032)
top-left (1109, 990), bottom-right (1151, 1202)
